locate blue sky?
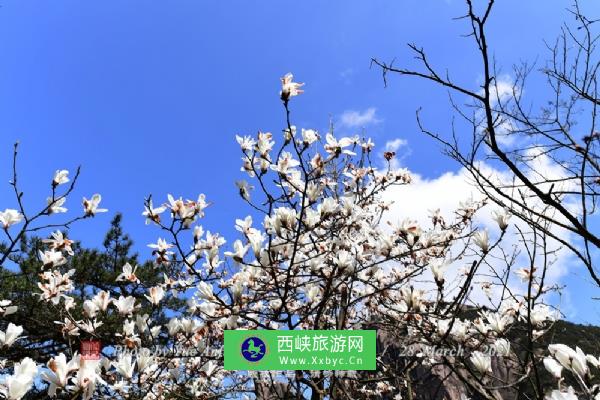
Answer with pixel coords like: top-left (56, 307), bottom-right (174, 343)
top-left (0, 0), bottom-right (599, 323)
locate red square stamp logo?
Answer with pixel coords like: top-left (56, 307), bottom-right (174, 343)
top-left (80, 339), bottom-right (102, 360)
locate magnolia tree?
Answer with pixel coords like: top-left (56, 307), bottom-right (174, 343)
top-left (0, 74), bottom-right (598, 400)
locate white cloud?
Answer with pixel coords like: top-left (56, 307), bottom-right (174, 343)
top-left (339, 107), bottom-right (381, 128)
top-left (490, 76), bottom-right (518, 105)
top-left (385, 138), bottom-right (407, 152)
top-left (339, 68), bottom-right (354, 84)
top-left (383, 169), bottom-right (478, 223)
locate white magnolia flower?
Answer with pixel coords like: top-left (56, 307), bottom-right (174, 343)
top-left (136, 349), bottom-right (154, 373)
top-left (79, 319), bottom-right (103, 334)
top-left (37, 269), bottom-right (75, 304)
top-left (483, 311), bottom-right (513, 333)
top-left (0, 299), bottom-right (18, 316)
top-left (305, 285), bottom-right (320, 304)
top-left (41, 353), bottom-right (79, 397)
top-left (400, 218), bottom-right (422, 243)
top-left (192, 193), bottom-right (209, 218)
top-left (235, 216), bottom-right (253, 234)
top-left (271, 151), bottom-right (300, 174)
top-left (256, 132), bottom-right (274, 157)
top-left (362, 138), bottom-right (375, 152)
top-left (428, 208), bottom-right (444, 226)
top-left (283, 125), bottom-right (297, 141)
top-left (47, 196), bottom-right (68, 214)
top-left (111, 380), bottom-right (128, 394)
top-left (458, 198), bottom-right (477, 220)
top-left (240, 156), bottom-right (253, 177)
top-left (92, 290), bottom-right (111, 311)
top-left (430, 259), bottom-right (449, 283)
top-left (52, 170), bottom-right (70, 186)
top-left (63, 296), bottom-right (76, 311)
top-left (0, 323), bottom-right (24, 347)
top-left (116, 263), bottom-right (139, 283)
top-left (492, 208), bottom-right (510, 230)
top-left (235, 180), bottom-right (254, 201)
top-left (83, 300), bottom-right (99, 318)
top-left (42, 231), bottom-right (74, 256)
top-left (148, 238), bottom-right (173, 252)
top-left (515, 267), bottom-right (534, 283)
top-left (324, 133), bottom-right (356, 156)
top-left (470, 351), bottom-right (492, 374)
top-left (166, 194), bottom-right (189, 219)
top-left (0, 209), bottom-right (23, 229)
top-left (148, 238), bottom-right (174, 264)
top-left (71, 359), bottom-right (105, 400)
top-left (224, 240), bottom-right (249, 263)
top-left (305, 183), bottom-right (322, 204)
top-left (121, 320), bottom-right (136, 338)
top-left (83, 194), bottom-right (107, 216)
top-left (133, 314), bottom-right (149, 333)
top-left (269, 207), bottom-right (297, 235)
top-left (569, 346), bottom-right (589, 379)
top-left (145, 286), bottom-right (165, 305)
top-left (270, 298), bottom-right (282, 311)
top-left (543, 357), bottom-right (563, 379)
top-left (301, 128), bottom-right (319, 145)
top-left (231, 280), bottom-right (244, 301)
top-left (204, 306), bottom-right (221, 324)
top-left (55, 318), bottom-right (80, 337)
top-left (201, 360), bottom-right (218, 377)
top-left (167, 318), bottom-right (182, 336)
top-left (248, 230), bottom-right (265, 256)
top-left (38, 249), bottom-right (67, 268)
top-left (334, 250), bottom-right (356, 274)
top-left (280, 73), bottom-right (304, 101)
top-left (473, 229), bottom-right (489, 252)
top-left (113, 353), bottom-right (135, 380)
top-left (142, 200), bottom-right (166, 225)
top-left (113, 296), bottom-right (138, 316)
top-left (401, 287), bottom-right (424, 311)
top-left (493, 338), bottom-right (511, 356)
top-left (197, 281), bottom-right (214, 300)
top-left (319, 197), bottom-right (339, 216)
top-left (529, 304), bottom-right (555, 326)
top-left (545, 386), bottom-right (578, 400)
top-left (548, 344), bottom-right (589, 378)
top-left (2, 357), bottom-right (38, 400)
top-left (180, 318), bottom-right (200, 335)
top-left (436, 319), bottom-right (451, 337)
top-left (587, 354), bottom-right (600, 369)
top-left (473, 318), bottom-right (490, 335)
top-left (236, 135), bottom-right (256, 151)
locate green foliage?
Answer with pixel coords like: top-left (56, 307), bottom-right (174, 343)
top-left (0, 213), bottom-right (185, 364)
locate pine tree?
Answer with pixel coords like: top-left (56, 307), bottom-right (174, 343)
top-left (0, 214), bottom-right (185, 398)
